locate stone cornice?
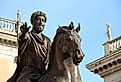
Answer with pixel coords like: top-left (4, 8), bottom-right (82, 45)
top-left (0, 38), bottom-right (17, 48)
top-left (99, 62), bottom-right (121, 77)
top-left (0, 31), bottom-right (17, 47)
top-left (86, 48), bottom-right (121, 77)
top-left (0, 29), bottom-right (17, 36)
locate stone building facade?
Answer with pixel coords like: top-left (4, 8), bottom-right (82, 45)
top-left (86, 33), bottom-right (121, 82)
top-left (0, 17), bottom-right (18, 82)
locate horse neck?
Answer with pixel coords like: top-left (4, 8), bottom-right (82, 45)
top-left (52, 50), bottom-right (82, 82)
top-left (53, 46), bottom-right (65, 70)
top-left (52, 45), bottom-right (75, 69)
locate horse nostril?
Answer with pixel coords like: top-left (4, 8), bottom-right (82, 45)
top-left (77, 54), bottom-right (81, 58)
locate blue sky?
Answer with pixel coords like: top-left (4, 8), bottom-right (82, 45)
top-left (0, 0), bottom-right (121, 82)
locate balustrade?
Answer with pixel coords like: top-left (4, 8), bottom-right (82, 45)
top-left (103, 36), bottom-right (121, 55)
top-left (0, 17), bottom-right (16, 33)
top-left (109, 36), bottom-right (121, 51)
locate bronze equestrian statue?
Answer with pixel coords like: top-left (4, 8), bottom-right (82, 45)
top-left (7, 11), bottom-right (84, 82)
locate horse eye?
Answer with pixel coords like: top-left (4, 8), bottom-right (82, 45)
top-left (67, 38), bottom-right (71, 41)
top-left (67, 36), bottom-right (73, 41)
top-left (72, 43), bottom-right (78, 49)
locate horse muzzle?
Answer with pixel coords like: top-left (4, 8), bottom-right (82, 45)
top-left (73, 49), bottom-right (84, 65)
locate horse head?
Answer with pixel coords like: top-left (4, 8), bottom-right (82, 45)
top-left (53, 22), bottom-right (84, 67)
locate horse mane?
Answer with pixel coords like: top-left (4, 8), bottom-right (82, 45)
top-left (51, 26), bottom-right (68, 55)
top-left (51, 30), bottom-right (59, 55)
top-left (49, 26), bottom-right (69, 69)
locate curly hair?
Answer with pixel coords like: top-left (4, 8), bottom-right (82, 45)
top-left (30, 11), bottom-right (47, 25)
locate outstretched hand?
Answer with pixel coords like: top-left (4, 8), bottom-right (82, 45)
top-left (20, 22), bottom-right (30, 34)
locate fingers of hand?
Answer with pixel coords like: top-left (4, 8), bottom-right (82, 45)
top-left (20, 22), bottom-right (28, 33)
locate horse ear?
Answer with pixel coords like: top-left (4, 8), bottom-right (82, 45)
top-left (58, 25), bottom-right (61, 28)
top-left (57, 25), bottom-right (67, 33)
top-left (75, 23), bottom-right (81, 33)
top-left (57, 25), bottom-right (61, 33)
top-left (69, 21), bottom-right (74, 30)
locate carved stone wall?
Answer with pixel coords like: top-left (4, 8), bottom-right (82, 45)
top-left (104, 70), bottom-right (121, 82)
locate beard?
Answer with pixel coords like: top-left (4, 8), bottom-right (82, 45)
top-left (33, 25), bottom-right (45, 33)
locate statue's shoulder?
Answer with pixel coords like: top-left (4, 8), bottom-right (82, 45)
top-left (42, 34), bottom-right (51, 43)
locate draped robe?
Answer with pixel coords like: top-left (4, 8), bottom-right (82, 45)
top-left (7, 31), bottom-right (51, 82)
